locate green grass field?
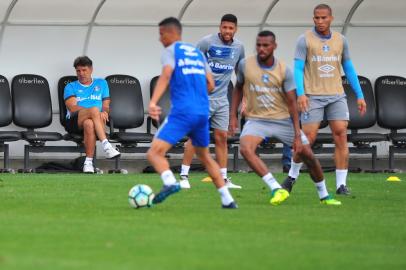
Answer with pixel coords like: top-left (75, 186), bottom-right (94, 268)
top-left (1, 172), bottom-right (405, 270)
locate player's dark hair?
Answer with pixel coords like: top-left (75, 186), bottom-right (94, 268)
top-left (159, 17), bottom-right (182, 33)
top-left (314, 3), bottom-right (332, 15)
top-left (73, 56), bottom-right (92, 68)
top-left (258, 30), bottom-right (276, 40)
top-left (221, 14), bottom-right (238, 25)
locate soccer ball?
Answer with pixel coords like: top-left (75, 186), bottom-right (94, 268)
top-left (128, 184), bottom-right (155, 209)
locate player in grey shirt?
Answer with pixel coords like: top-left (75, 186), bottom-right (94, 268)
top-left (179, 14), bottom-right (245, 189)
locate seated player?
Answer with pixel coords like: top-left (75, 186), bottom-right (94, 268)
top-left (64, 56), bottom-right (120, 173)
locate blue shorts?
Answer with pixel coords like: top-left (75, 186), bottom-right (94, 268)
top-left (156, 113), bottom-right (209, 147)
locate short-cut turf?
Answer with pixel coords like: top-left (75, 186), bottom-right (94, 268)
top-left (0, 172), bottom-right (405, 270)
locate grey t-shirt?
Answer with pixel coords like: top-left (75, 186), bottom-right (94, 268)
top-left (294, 28), bottom-right (351, 62)
top-left (236, 57), bottom-right (296, 93)
top-left (197, 33), bottom-right (245, 99)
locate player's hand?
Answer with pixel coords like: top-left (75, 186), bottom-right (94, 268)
top-left (148, 103), bottom-right (162, 121)
top-left (100, 111), bottom-right (109, 124)
top-left (228, 116), bottom-right (238, 136)
top-left (297, 95), bottom-right (309, 113)
top-left (240, 98), bottom-right (247, 117)
top-left (292, 135), bottom-right (303, 154)
top-left (357, 98), bottom-right (367, 116)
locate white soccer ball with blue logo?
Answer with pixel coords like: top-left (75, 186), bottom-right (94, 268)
top-left (128, 184), bottom-right (154, 209)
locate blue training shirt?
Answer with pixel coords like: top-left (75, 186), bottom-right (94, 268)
top-left (64, 78), bottom-right (110, 119)
top-left (161, 41), bottom-right (210, 116)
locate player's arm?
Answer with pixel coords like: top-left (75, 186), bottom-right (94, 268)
top-left (65, 97), bottom-right (84, 113)
top-left (294, 34), bottom-right (309, 113)
top-left (101, 98), bottom-right (110, 124)
top-left (285, 89), bottom-right (303, 153)
top-left (196, 37), bottom-right (209, 55)
top-left (64, 84), bottom-right (84, 113)
top-left (341, 37), bottom-right (366, 115)
top-left (234, 44), bottom-right (245, 75)
top-left (229, 82), bottom-right (243, 136)
top-left (229, 60), bottom-right (245, 135)
top-left (204, 61), bottom-right (215, 92)
top-left (206, 71), bottom-right (215, 92)
top-left (149, 65), bottom-right (173, 121)
top-left (285, 67), bottom-right (302, 153)
top-left (100, 80), bottom-right (110, 123)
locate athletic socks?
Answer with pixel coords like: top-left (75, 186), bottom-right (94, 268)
top-left (314, 180), bottom-right (329, 199)
top-left (101, 139), bottom-right (110, 150)
top-left (160, 170), bottom-right (177, 186)
top-left (180, 164), bottom-right (190, 176)
top-left (336, 169), bottom-right (348, 189)
top-left (85, 157), bottom-right (93, 164)
top-left (218, 186), bottom-right (234, 205)
top-left (288, 160), bottom-right (303, 179)
top-left (262, 172), bottom-right (282, 191)
top-left (220, 168), bottom-right (227, 179)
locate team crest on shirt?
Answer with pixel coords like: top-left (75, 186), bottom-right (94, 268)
top-left (94, 86), bottom-right (100, 91)
top-left (262, 74), bottom-right (270, 83)
top-left (322, 44), bottom-right (330, 52)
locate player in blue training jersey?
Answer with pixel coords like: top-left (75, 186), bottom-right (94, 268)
top-left (64, 56), bottom-right (120, 173)
top-left (178, 14), bottom-right (245, 189)
top-left (146, 17), bottom-right (237, 209)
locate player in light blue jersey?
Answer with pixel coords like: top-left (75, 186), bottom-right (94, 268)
top-left (64, 56), bottom-right (120, 173)
top-left (179, 14), bottom-right (245, 189)
top-left (146, 17), bottom-right (237, 208)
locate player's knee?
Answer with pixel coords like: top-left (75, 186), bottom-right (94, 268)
top-left (146, 148), bottom-right (156, 162)
top-left (214, 131), bottom-right (227, 144)
top-left (240, 143), bottom-right (254, 158)
top-left (89, 107), bottom-right (100, 117)
top-left (82, 119), bottom-right (94, 132)
top-left (147, 145), bottom-right (164, 160)
top-left (333, 129), bottom-right (348, 144)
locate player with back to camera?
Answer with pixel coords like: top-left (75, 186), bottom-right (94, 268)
top-left (146, 17), bottom-right (237, 209)
top-left (282, 4), bottom-right (367, 195)
top-left (178, 14), bottom-right (245, 190)
top-left (229, 30), bottom-right (341, 206)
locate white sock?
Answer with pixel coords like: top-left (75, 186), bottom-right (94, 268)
top-left (85, 157), bottom-right (93, 164)
top-left (314, 180), bottom-right (329, 199)
top-left (180, 164), bottom-right (190, 176)
top-left (262, 172), bottom-right (281, 191)
top-left (160, 170), bottom-right (177, 186)
top-left (102, 139), bottom-right (110, 150)
top-left (220, 168), bottom-right (227, 179)
top-left (218, 186), bottom-right (234, 205)
top-left (336, 169), bottom-right (348, 189)
top-left (288, 160), bottom-right (303, 179)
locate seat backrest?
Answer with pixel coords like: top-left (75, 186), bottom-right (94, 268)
top-left (0, 75), bottom-right (12, 127)
top-left (150, 76), bottom-right (171, 127)
top-left (12, 74), bottom-right (52, 128)
top-left (375, 75), bottom-right (406, 129)
top-left (343, 75), bottom-right (376, 129)
top-left (106, 75), bottom-right (144, 129)
top-left (57, 76), bottom-right (77, 128)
